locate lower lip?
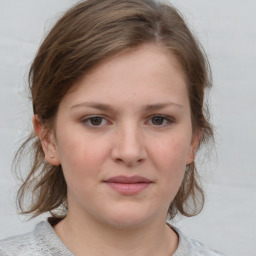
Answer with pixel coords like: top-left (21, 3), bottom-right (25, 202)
top-left (105, 182), bottom-right (151, 195)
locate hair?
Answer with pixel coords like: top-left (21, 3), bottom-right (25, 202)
top-left (15, 0), bottom-right (213, 221)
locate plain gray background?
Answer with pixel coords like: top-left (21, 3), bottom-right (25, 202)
top-left (0, 1), bottom-right (255, 255)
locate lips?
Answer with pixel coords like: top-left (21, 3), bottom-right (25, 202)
top-left (105, 175), bottom-right (152, 184)
top-left (103, 175), bottom-right (152, 195)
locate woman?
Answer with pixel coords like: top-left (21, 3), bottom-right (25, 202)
top-left (0, 0), bottom-right (226, 255)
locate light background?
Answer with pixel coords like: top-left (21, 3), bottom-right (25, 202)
top-left (0, 1), bottom-right (255, 255)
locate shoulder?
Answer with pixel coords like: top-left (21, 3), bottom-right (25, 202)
top-left (181, 236), bottom-right (227, 256)
top-left (171, 226), bottom-right (228, 256)
top-left (0, 221), bottom-right (65, 256)
top-left (0, 231), bottom-right (36, 256)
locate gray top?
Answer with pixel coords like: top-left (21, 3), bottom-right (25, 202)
top-left (0, 221), bottom-right (227, 256)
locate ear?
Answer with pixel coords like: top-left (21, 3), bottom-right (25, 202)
top-left (32, 115), bottom-right (60, 166)
top-left (186, 128), bottom-right (201, 165)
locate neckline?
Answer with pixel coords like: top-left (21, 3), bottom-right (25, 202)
top-left (35, 220), bottom-right (190, 256)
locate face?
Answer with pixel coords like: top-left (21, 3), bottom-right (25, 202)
top-left (39, 44), bottom-right (199, 228)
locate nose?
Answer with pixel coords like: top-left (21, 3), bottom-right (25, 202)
top-left (111, 122), bottom-right (147, 166)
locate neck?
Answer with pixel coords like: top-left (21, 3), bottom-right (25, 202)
top-left (54, 211), bottom-right (178, 256)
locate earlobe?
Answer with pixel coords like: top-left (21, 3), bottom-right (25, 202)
top-left (186, 128), bottom-right (201, 165)
top-left (32, 115), bottom-right (60, 166)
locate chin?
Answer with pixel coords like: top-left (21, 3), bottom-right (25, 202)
top-left (100, 206), bottom-right (159, 229)
top-left (106, 217), bottom-right (148, 230)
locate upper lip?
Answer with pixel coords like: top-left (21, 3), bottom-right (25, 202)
top-left (104, 175), bottom-right (152, 184)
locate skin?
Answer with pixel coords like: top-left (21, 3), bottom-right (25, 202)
top-left (34, 43), bottom-right (200, 256)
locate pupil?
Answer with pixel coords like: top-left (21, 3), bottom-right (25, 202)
top-left (152, 117), bottom-right (163, 125)
top-left (91, 117), bottom-right (102, 125)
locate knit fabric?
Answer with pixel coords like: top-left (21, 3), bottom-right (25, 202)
top-left (0, 221), bottom-right (227, 256)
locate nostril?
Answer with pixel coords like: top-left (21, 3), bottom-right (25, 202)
top-left (113, 156), bottom-right (145, 167)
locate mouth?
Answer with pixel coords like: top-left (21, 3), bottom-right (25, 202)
top-left (103, 175), bottom-right (153, 195)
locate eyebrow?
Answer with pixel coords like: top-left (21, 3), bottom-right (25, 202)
top-left (70, 101), bottom-right (183, 111)
top-left (71, 102), bottom-right (116, 112)
top-left (144, 102), bottom-right (183, 111)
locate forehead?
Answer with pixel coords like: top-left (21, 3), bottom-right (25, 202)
top-left (61, 43), bottom-right (189, 110)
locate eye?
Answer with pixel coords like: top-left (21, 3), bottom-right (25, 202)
top-left (148, 115), bottom-right (173, 126)
top-left (82, 116), bottom-right (108, 127)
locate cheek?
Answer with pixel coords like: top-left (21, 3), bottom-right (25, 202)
top-left (56, 132), bottom-right (110, 182)
top-left (151, 135), bottom-right (191, 170)
top-left (150, 134), bottom-right (191, 191)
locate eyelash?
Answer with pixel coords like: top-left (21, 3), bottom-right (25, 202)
top-left (81, 115), bottom-right (174, 128)
top-left (148, 115), bottom-right (174, 126)
top-left (81, 116), bottom-right (109, 127)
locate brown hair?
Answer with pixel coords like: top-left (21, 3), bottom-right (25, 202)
top-left (15, 0), bottom-right (213, 220)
